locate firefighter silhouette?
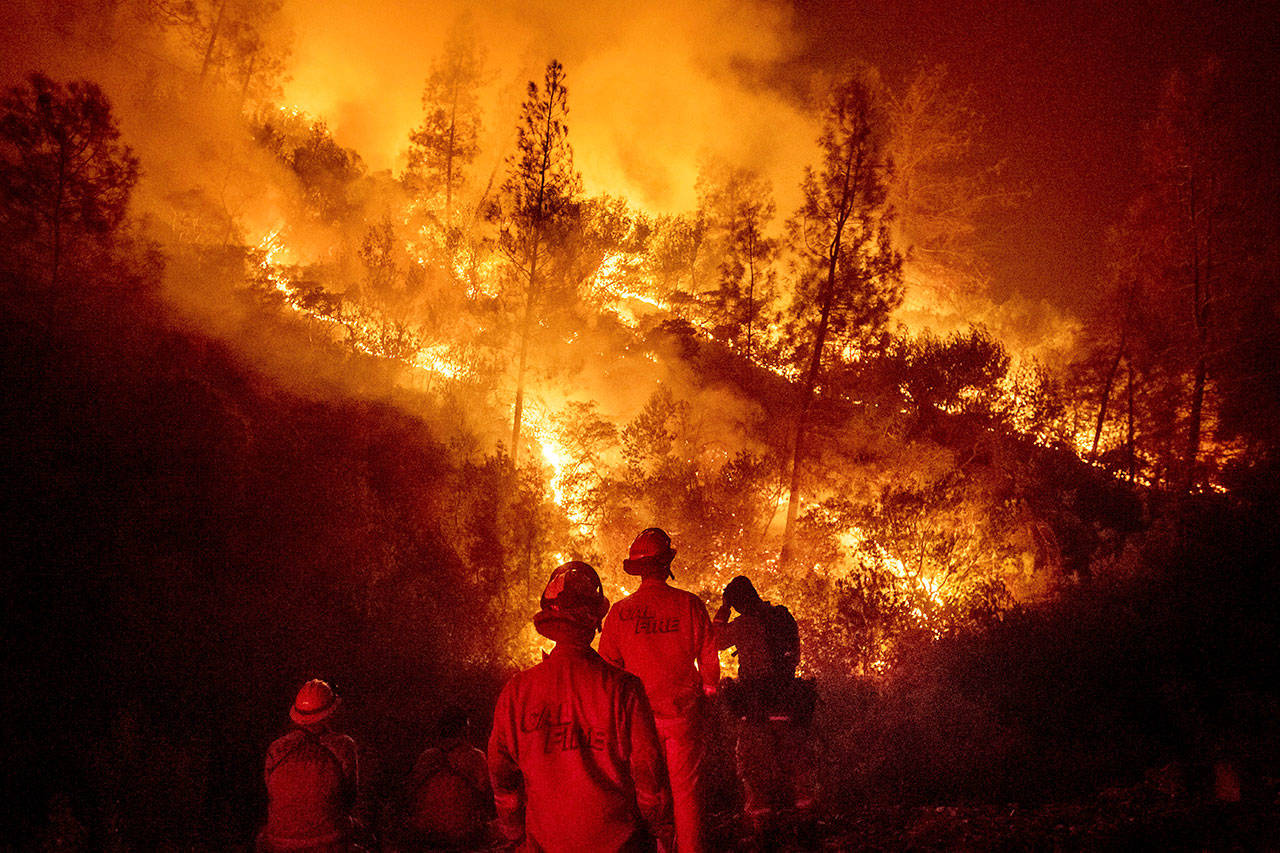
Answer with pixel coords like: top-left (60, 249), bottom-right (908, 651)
top-left (257, 679), bottom-right (363, 853)
top-left (488, 560), bottom-right (674, 852)
top-left (714, 576), bottom-right (818, 837)
top-left (601, 528), bottom-right (719, 852)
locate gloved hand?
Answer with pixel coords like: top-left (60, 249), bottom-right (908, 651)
top-left (714, 601), bottom-right (732, 623)
top-left (654, 821), bottom-right (676, 853)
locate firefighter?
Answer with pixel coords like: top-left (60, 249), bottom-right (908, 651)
top-left (600, 528), bottom-right (719, 853)
top-left (713, 576), bottom-right (816, 836)
top-left (258, 678), bottom-right (362, 853)
top-left (488, 560), bottom-right (674, 852)
top-left (402, 705), bottom-right (493, 850)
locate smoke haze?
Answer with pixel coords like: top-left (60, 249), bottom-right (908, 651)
top-left (282, 0), bottom-right (817, 213)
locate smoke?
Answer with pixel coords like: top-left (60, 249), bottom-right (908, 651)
top-left (280, 0), bottom-right (817, 213)
top-left (0, 0), bottom-right (1076, 420)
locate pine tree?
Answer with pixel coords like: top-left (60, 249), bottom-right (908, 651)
top-left (781, 74), bottom-right (903, 561)
top-left (495, 60), bottom-right (582, 464)
top-left (0, 73), bottom-right (139, 287)
top-left (405, 20), bottom-right (484, 227)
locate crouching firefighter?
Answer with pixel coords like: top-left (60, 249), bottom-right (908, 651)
top-left (713, 576), bottom-right (818, 835)
top-left (601, 528), bottom-right (719, 853)
top-left (488, 560), bottom-right (675, 852)
top-left (258, 679), bottom-right (364, 853)
top-left (402, 705), bottom-right (493, 850)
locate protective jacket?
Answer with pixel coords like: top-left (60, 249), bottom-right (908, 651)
top-left (407, 739), bottom-right (491, 846)
top-left (600, 577), bottom-right (719, 719)
top-left (488, 642), bottom-right (673, 852)
top-left (261, 728), bottom-right (358, 851)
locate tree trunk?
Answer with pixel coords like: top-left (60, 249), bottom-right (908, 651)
top-left (199, 0), bottom-right (228, 85)
top-left (237, 51), bottom-right (256, 113)
top-left (1184, 345), bottom-right (1207, 492)
top-left (1091, 344), bottom-right (1124, 457)
top-left (1126, 358), bottom-right (1137, 483)
top-left (780, 314), bottom-right (825, 563)
top-left (49, 142), bottom-right (67, 288)
top-left (445, 79), bottom-right (458, 227)
top-left (510, 87), bottom-right (556, 466)
top-left (510, 274), bottom-right (536, 463)
top-left (745, 231), bottom-right (756, 363)
top-left (781, 142), bottom-right (858, 563)
top-left (1181, 172), bottom-right (1212, 494)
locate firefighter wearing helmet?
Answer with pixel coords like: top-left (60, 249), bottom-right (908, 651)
top-left (600, 528), bottom-right (720, 853)
top-left (714, 575), bottom-right (817, 838)
top-left (488, 561), bottom-right (674, 852)
top-left (258, 678), bottom-right (361, 853)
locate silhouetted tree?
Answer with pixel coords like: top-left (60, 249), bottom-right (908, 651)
top-left (150, 0), bottom-right (288, 100)
top-left (886, 65), bottom-right (1022, 300)
top-left (781, 74), bottom-right (903, 560)
top-left (253, 110), bottom-right (365, 225)
top-left (0, 73), bottom-right (139, 287)
top-left (1097, 60), bottom-right (1264, 491)
top-left (405, 19), bottom-right (485, 227)
top-left (695, 161), bottom-right (779, 361)
top-left (495, 60), bottom-right (582, 464)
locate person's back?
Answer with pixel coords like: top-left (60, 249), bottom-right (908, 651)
top-left (491, 645), bottom-right (666, 852)
top-left (406, 730), bottom-right (490, 847)
top-left (259, 679), bottom-right (358, 853)
top-left (713, 576), bottom-right (814, 837)
top-left (264, 729), bottom-right (355, 845)
top-left (600, 528), bottom-right (718, 853)
top-left (601, 579), bottom-right (717, 718)
top-left (489, 561), bottom-right (672, 853)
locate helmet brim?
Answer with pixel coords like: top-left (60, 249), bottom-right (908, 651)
top-left (290, 694), bottom-right (340, 726)
top-left (622, 551), bottom-right (675, 576)
top-left (534, 608), bottom-right (600, 639)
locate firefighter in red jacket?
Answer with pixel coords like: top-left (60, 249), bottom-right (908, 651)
top-left (600, 528), bottom-right (718, 853)
top-left (714, 575), bottom-right (816, 836)
top-left (488, 561), bottom-right (674, 852)
top-left (258, 679), bottom-right (361, 853)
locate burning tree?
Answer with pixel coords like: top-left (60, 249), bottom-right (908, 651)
top-left (404, 17), bottom-right (486, 281)
top-left (694, 160), bottom-right (781, 362)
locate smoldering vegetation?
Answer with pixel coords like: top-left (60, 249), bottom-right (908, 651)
top-left (3, 0), bottom-right (1280, 848)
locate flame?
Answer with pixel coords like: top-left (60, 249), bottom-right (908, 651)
top-left (251, 227), bottom-right (469, 379)
top-left (522, 403), bottom-right (596, 536)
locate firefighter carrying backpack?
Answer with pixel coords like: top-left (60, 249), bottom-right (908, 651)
top-left (723, 604), bottom-right (817, 725)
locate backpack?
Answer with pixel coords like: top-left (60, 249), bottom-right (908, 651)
top-left (265, 731), bottom-right (348, 842)
top-left (763, 604), bottom-right (800, 681)
top-left (408, 747), bottom-right (487, 845)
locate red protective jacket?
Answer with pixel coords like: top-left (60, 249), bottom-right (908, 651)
top-left (488, 642), bottom-right (673, 852)
top-left (600, 577), bottom-right (719, 718)
top-left (261, 728), bottom-right (357, 850)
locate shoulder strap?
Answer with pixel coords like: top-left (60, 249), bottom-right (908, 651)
top-left (267, 729), bottom-right (343, 778)
top-left (418, 745), bottom-right (485, 799)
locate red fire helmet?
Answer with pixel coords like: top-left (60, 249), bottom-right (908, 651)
top-left (623, 527), bottom-right (676, 577)
top-left (290, 678), bottom-right (340, 726)
top-left (535, 561), bottom-right (610, 636)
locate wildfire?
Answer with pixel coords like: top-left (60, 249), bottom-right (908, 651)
top-left (522, 403), bottom-right (595, 536)
top-left (251, 227), bottom-right (469, 381)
